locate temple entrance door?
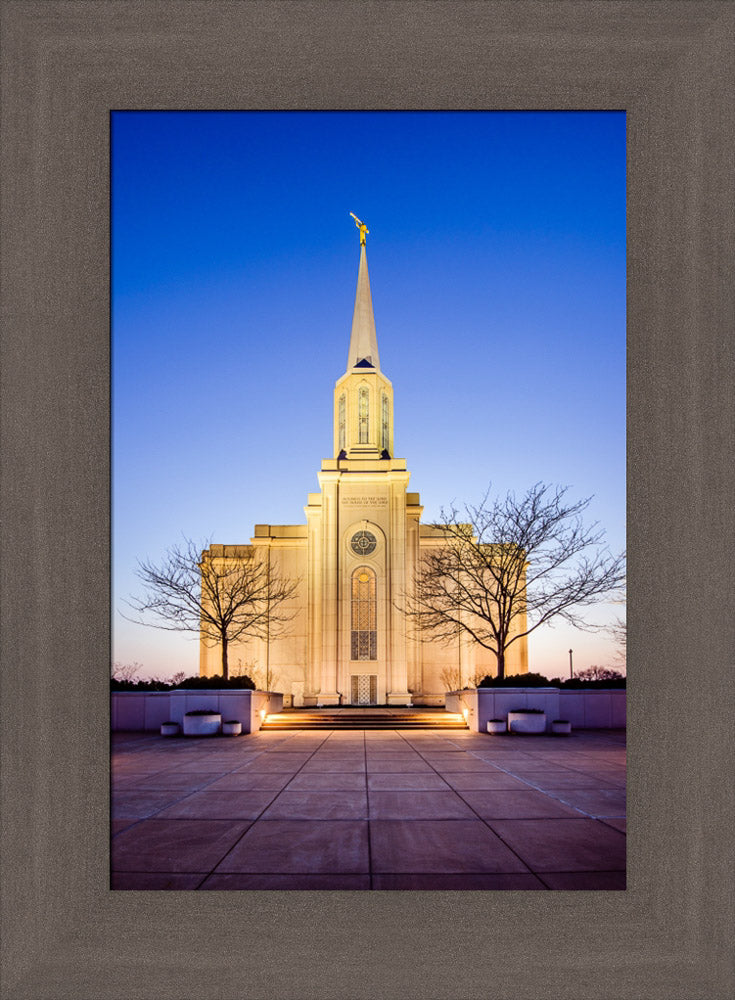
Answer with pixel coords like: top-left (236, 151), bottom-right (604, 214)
top-left (350, 674), bottom-right (378, 705)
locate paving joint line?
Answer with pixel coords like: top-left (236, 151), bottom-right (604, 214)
top-left (466, 750), bottom-right (626, 823)
top-left (405, 738), bottom-right (539, 878)
top-left (113, 732), bottom-right (331, 881)
top-left (193, 736), bottom-right (331, 880)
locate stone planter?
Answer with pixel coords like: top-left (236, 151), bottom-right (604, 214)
top-left (222, 720), bottom-right (242, 736)
top-left (182, 712), bottom-right (221, 736)
top-left (551, 719), bottom-right (572, 735)
top-left (487, 719), bottom-right (506, 734)
top-left (160, 722), bottom-right (179, 737)
top-left (507, 710), bottom-right (546, 734)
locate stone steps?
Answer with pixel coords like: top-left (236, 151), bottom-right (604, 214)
top-left (261, 710), bottom-right (468, 731)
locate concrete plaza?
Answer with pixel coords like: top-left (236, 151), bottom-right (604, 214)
top-left (111, 726), bottom-right (626, 890)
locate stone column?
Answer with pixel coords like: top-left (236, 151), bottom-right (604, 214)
top-left (386, 473), bottom-right (411, 705)
top-left (303, 494), bottom-right (322, 706)
top-left (405, 494), bottom-right (422, 697)
top-left (317, 473), bottom-right (341, 705)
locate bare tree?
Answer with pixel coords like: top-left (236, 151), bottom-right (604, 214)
top-left (400, 483), bottom-right (625, 680)
top-left (439, 666), bottom-right (486, 692)
top-left (605, 586), bottom-right (627, 672)
top-left (111, 661), bottom-right (143, 682)
top-left (125, 538), bottom-right (299, 680)
top-left (251, 663), bottom-right (280, 695)
top-left (439, 666), bottom-right (463, 693)
top-left (575, 666), bottom-right (625, 682)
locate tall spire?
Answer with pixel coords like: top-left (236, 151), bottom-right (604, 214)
top-left (333, 217), bottom-right (394, 461)
top-left (346, 215), bottom-right (380, 372)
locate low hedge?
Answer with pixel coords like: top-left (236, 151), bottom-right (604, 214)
top-left (477, 672), bottom-right (625, 689)
top-left (173, 674), bottom-right (255, 690)
top-left (111, 674), bottom-right (255, 692)
top-left (557, 677), bottom-right (626, 689)
top-left (111, 678), bottom-right (172, 692)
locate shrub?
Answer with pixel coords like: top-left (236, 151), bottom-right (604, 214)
top-left (110, 673), bottom-right (255, 692)
top-left (184, 710), bottom-right (222, 716)
top-left (174, 674), bottom-right (255, 690)
top-left (509, 708), bottom-right (545, 713)
top-left (477, 672), bottom-right (626, 689)
top-left (560, 676), bottom-right (626, 689)
top-left (575, 667), bottom-right (625, 682)
top-left (478, 672), bottom-right (552, 688)
top-left (110, 678), bottom-right (171, 692)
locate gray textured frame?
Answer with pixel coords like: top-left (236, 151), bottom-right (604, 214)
top-left (1, 2), bottom-right (733, 998)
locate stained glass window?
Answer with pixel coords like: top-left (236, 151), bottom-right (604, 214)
top-left (381, 393), bottom-right (389, 453)
top-left (358, 386), bottom-right (369, 444)
top-left (350, 530), bottom-right (377, 555)
top-left (351, 567), bottom-right (377, 660)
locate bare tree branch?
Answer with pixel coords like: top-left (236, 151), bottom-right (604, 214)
top-left (123, 538), bottom-right (299, 680)
top-left (111, 661), bottom-right (143, 682)
top-left (398, 483), bottom-right (625, 680)
top-left (604, 585), bottom-right (627, 671)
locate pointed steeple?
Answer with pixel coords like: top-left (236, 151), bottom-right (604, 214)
top-left (346, 223), bottom-right (380, 372)
top-left (333, 217), bottom-right (393, 461)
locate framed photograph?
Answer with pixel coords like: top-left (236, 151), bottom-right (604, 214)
top-left (2, 2), bottom-right (732, 998)
top-left (110, 108), bottom-right (627, 893)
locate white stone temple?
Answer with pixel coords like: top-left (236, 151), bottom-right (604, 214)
top-left (200, 223), bottom-right (528, 704)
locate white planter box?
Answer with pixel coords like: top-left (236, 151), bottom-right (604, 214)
top-left (507, 711), bottom-right (546, 734)
top-left (487, 719), bottom-right (507, 734)
top-left (160, 722), bottom-right (180, 737)
top-left (222, 720), bottom-right (242, 736)
top-left (551, 720), bottom-right (572, 735)
top-left (183, 712), bottom-right (221, 736)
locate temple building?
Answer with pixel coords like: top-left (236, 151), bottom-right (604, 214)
top-left (199, 220), bottom-right (528, 705)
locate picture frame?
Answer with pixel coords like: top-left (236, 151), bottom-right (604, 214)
top-left (1, 2), bottom-right (732, 997)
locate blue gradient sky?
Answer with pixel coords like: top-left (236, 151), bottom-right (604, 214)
top-left (112, 111), bottom-right (625, 681)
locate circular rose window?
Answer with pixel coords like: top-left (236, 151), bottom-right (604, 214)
top-left (350, 530), bottom-right (377, 555)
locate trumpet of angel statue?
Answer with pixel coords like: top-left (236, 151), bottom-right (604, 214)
top-left (349, 212), bottom-right (369, 244)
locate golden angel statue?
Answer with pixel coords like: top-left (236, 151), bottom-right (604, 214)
top-left (349, 212), bottom-right (369, 245)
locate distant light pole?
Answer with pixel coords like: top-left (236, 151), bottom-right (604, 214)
top-left (569, 649), bottom-right (574, 679)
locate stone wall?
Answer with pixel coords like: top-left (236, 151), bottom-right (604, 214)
top-left (447, 687), bottom-right (626, 732)
top-left (111, 689), bottom-right (283, 733)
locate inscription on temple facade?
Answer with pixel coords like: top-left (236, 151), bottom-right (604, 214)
top-left (341, 495), bottom-right (388, 507)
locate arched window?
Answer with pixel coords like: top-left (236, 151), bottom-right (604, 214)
top-left (351, 567), bottom-right (377, 660)
top-left (358, 386), bottom-right (369, 444)
top-left (381, 393), bottom-right (389, 453)
top-left (338, 393), bottom-right (346, 451)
